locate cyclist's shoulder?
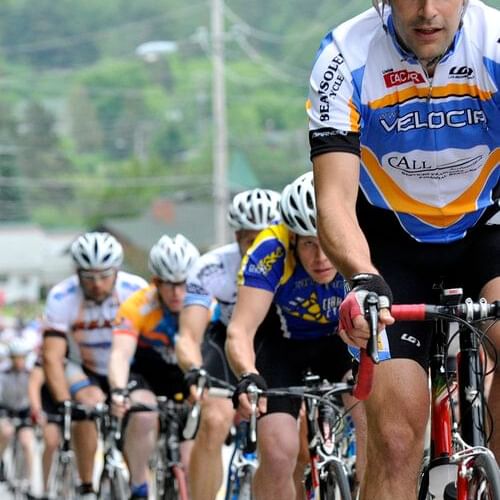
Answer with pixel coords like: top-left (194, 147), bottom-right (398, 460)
top-left (313, 7), bottom-right (382, 67)
top-left (118, 282), bottom-right (155, 311)
top-left (463, 1), bottom-right (500, 59)
top-left (45, 274), bottom-right (80, 304)
top-left (190, 242), bottom-right (239, 280)
top-left (115, 271), bottom-right (148, 297)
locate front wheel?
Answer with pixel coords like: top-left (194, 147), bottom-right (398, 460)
top-left (319, 461), bottom-right (352, 500)
top-left (98, 468), bottom-right (129, 500)
top-left (461, 453), bottom-right (500, 500)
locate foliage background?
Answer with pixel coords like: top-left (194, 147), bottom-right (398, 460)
top-left (0, 0), bottom-right (498, 229)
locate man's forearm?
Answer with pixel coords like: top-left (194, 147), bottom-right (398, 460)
top-left (43, 361), bottom-right (70, 402)
top-left (226, 326), bottom-right (257, 378)
top-left (108, 350), bottom-right (131, 390)
top-left (175, 332), bottom-right (203, 372)
top-left (317, 206), bottom-right (377, 278)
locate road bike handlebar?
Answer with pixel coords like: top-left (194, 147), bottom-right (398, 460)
top-left (354, 296), bottom-right (499, 400)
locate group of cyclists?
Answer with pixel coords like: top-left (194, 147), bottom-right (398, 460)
top-left (0, 0), bottom-right (497, 499)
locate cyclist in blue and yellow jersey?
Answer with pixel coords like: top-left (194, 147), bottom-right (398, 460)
top-left (108, 234), bottom-right (201, 500)
top-left (226, 172), bottom-right (366, 500)
top-left (176, 188), bottom-right (281, 500)
top-left (43, 232), bottom-right (148, 500)
top-left (308, 1), bottom-right (500, 498)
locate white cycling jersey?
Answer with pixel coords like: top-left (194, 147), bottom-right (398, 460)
top-left (44, 271), bottom-right (147, 376)
top-left (308, 0), bottom-right (500, 243)
top-left (184, 243), bottom-right (240, 326)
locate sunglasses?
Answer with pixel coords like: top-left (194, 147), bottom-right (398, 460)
top-left (157, 280), bottom-right (186, 290)
top-left (79, 268), bottom-right (116, 282)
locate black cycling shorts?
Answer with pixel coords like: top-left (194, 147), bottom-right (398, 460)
top-left (130, 349), bottom-right (187, 399)
top-left (202, 311), bottom-right (274, 388)
top-left (256, 332), bottom-right (354, 419)
top-left (41, 384), bottom-right (62, 424)
top-left (201, 321), bottom-right (238, 387)
top-left (358, 197), bottom-right (500, 371)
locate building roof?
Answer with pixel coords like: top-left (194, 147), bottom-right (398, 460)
top-left (101, 200), bottom-right (217, 253)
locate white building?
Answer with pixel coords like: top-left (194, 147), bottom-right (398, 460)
top-left (0, 224), bottom-right (78, 305)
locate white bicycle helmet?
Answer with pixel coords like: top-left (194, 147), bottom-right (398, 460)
top-left (280, 171), bottom-right (317, 237)
top-left (8, 337), bottom-right (32, 357)
top-left (227, 188), bottom-right (281, 231)
top-left (71, 232), bottom-right (123, 270)
top-left (149, 233), bottom-right (200, 282)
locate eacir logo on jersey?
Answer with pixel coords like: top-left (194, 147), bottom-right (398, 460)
top-left (383, 69), bottom-right (425, 88)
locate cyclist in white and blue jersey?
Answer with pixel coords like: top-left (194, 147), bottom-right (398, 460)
top-left (176, 188), bottom-right (281, 500)
top-left (227, 172), bottom-right (366, 500)
top-left (308, 1), bottom-right (500, 498)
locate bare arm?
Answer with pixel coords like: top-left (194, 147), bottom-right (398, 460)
top-left (42, 335), bottom-right (70, 402)
top-left (226, 286), bottom-right (274, 378)
top-left (176, 305), bottom-right (210, 372)
top-left (108, 333), bottom-right (137, 390)
top-left (313, 152), bottom-right (378, 278)
top-left (27, 365), bottom-right (45, 413)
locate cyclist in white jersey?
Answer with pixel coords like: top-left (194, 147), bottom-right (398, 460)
top-left (308, 1), bottom-right (500, 498)
top-left (176, 188), bottom-right (281, 500)
top-left (42, 232), bottom-right (147, 499)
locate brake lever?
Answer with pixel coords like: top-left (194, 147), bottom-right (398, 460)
top-left (364, 292), bottom-right (380, 364)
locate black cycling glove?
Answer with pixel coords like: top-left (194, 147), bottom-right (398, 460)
top-left (348, 273), bottom-right (393, 308)
top-left (184, 367), bottom-right (206, 388)
top-left (232, 372), bottom-right (267, 410)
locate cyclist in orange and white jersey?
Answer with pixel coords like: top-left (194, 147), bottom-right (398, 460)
top-left (42, 232), bottom-right (147, 499)
top-left (308, 1), bottom-right (500, 498)
top-left (109, 233), bottom-right (201, 500)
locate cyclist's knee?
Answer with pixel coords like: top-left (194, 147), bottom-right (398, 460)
top-left (0, 419), bottom-right (14, 441)
top-left (128, 411), bottom-right (157, 433)
top-left (74, 384), bottom-right (105, 405)
top-left (197, 400), bottom-right (233, 443)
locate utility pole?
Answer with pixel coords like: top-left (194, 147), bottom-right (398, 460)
top-left (211, 0), bottom-right (229, 245)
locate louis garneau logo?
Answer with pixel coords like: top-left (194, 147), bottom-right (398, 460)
top-left (400, 333), bottom-right (421, 348)
top-left (448, 66), bottom-right (474, 79)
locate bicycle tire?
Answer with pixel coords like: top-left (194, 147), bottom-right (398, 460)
top-left (98, 468), bottom-right (128, 500)
top-left (463, 453), bottom-right (500, 500)
top-left (319, 461), bottom-right (352, 500)
top-left (48, 457), bottom-right (78, 500)
top-left (238, 465), bottom-right (254, 500)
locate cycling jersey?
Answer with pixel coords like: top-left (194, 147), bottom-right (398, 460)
top-left (308, 0), bottom-right (500, 243)
top-left (238, 223), bottom-right (345, 340)
top-left (184, 242), bottom-right (241, 326)
top-left (0, 369), bottom-right (30, 412)
top-left (114, 283), bottom-right (183, 365)
top-left (44, 271), bottom-right (147, 376)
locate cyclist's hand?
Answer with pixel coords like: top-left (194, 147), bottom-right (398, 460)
top-left (339, 273), bottom-right (394, 348)
top-left (184, 367), bottom-right (208, 402)
top-left (110, 389), bottom-right (130, 419)
top-left (232, 373), bottom-right (267, 419)
top-left (30, 407), bottom-right (46, 426)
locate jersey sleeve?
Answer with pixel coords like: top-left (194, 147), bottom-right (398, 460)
top-left (184, 259), bottom-right (220, 310)
top-left (43, 289), bottom-right (70, 335)
top-left (307, 31), bottom-right (361, 158)
top-left (238, 230), bottom-right (286, 292)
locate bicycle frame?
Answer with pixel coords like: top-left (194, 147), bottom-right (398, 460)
top-left (355, 289), bottom-right (500, 499)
